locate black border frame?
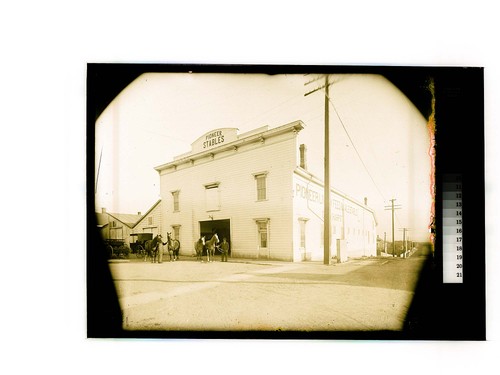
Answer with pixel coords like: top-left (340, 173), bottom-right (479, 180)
top-left (87, 64), bottom-right (485, 340)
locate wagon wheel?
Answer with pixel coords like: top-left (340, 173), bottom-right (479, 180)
top-left (106, 244), bottom-right (114, 259)
top-left (118, 245), bottom-right (130, 259)
top-left (135, 245), bottom-right (145, 259)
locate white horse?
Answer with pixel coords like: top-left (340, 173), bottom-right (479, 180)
top-left (166, 232), bottom-right (180, 261)
top-left (205, 233), bottom-right (219, 262)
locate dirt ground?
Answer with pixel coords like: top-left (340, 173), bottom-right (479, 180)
top-left (109, 255), bottom-right (424, 333)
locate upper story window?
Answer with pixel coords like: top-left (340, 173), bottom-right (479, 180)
top-left (172, 190), bottom-right (180, 212)
top-left (148, 216), bottom-right (153, 225)
top-left (204, 182), bottom-right (220, 212)
top-left (253, 172), bottom-right (268, 201)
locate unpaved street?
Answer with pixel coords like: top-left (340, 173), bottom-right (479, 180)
top-left (109, 254), bottom-right (426, 333)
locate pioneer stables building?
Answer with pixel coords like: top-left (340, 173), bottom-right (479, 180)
top-left (154, 120), bottom-right (377, 262)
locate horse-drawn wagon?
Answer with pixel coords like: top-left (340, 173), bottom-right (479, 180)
top-left (104, 238), bottom-right (131, 259)
top-left (130, 233), bottom-right (153, 259)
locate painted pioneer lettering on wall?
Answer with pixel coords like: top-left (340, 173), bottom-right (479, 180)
top-left (295, 182), bottom-right (359, 217)
top-left (295, 183), bottom-right (324, 204)
top-left (203, 130), bottom-right (225, 149)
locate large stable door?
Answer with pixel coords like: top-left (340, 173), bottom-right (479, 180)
top-left (199, 219), bottom-right (231, 255)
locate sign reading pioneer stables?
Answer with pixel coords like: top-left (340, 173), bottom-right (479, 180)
top-left (191, 128), bottom-right (239, 154)
top-left (203, 130), bottom-right (225, 149)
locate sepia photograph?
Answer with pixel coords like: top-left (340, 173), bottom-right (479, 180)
top-left (4, 2), bottom-right (499, 373)
top-left (88, 65), bottom-right (484, 340)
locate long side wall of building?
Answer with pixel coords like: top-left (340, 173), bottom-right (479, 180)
top-left (293, 172), bottom-right (377, 261)
top-left (158, 134), bottom-right (298, 261)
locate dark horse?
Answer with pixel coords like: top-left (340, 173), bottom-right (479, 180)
top-left (145, 234), bottom-right (163, 263)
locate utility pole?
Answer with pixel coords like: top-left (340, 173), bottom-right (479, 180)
top-left (399, 227), bottom-right (412, 257)
top-left (305, 74), bottom-right (334, 265)
top-left (384, 231), bottom-right (387, 253)
top-left (323, 75), bottom-right (330, 265)
top-left (400, 227), bottom-right (407, 258)
top-left (403, 227), bottom-right (406, 255)
top-left (385, 199), bottom-right (402, 257)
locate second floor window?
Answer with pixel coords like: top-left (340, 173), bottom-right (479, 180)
top-left (205, 182), bottom-right (220, 212)
top-left (172, 190), bottom-right (180, 212)
top-left (254, 172), bottom-right (268, 201)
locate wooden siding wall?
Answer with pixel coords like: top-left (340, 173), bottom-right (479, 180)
top-left (293, 173), bottom-right (377, 261)
top-left (159, 133), bottom-right (297, 260)
top-left (132, 202), bottom-right (163, 241)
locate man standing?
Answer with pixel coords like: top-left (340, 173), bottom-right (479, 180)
top-left (157, 234), bottom-right (164, 264)
top-left (220, 237), bottom-right (229, 262)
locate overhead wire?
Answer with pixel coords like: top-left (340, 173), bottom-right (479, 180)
top-left (326, 91), bottom-right (408, 239)
top-left (326, 94), bottom-right (387, 203)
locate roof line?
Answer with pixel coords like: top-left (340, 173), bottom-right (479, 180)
top-left (105, 212), bottom-right (137, 229)
top-left (154, 120), bottom-right (304, 171)
top-left (132, 199), bottom-right (162, 228)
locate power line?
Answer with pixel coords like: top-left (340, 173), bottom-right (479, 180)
top-left (237, 92), bottom-right (305, 129)
top-left (326, 95), bottom-right (387, 202)
top-left (95, 146), bottom-right (103, 193)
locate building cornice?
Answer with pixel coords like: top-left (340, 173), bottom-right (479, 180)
top-left (154, 120), bottom-right (304, 172)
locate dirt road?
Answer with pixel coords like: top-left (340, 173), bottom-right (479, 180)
top-left (109, 255), bottom-right (425, 334)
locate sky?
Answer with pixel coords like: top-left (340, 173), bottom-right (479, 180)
top-left (95, 72), bottom-right (432, 242)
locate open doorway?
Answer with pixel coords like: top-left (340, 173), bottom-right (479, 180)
top-left (199, 219), bottom-right (231, 256)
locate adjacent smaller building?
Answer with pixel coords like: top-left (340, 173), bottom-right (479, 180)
top-left (96, 201), bottom-right (162, 248)
top-left (130, 199), bottom-right (162, 238)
